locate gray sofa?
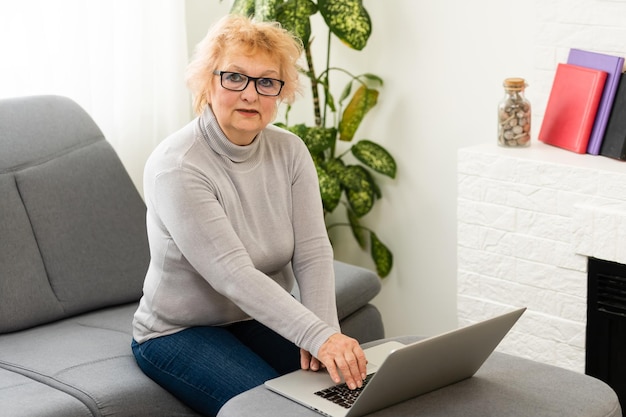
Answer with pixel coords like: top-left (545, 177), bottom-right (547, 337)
top-left (0, 95), bottom-right (384, 417)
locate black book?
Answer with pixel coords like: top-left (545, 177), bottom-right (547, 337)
top-left (600, 72), bottom-right (626, 160)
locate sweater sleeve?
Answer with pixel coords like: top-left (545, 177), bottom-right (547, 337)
top-left (151, 162), bottom-right (337, 357)
top-left (290, 141), bottom-right (341, 332)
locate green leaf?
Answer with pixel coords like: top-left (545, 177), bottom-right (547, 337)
top-left (287, 124), bottom-right (334, 154)
top-left (336, 165), bottom-right (363, 189)
top-left (339, 86), bottom-right (378, 142)
top-left (360, 165), bottom-right (382, 199)
top-left (339, 163), bottom-right (380, 197)
top-left (370, 232), bottom-right (393, 278)
top-left (359, 73), bottom-right (384, 88)
top-left (346, 187), bottom-right (375, 217)
top-left (230, 0), bottom-right (255, 16)
top-left (276, 0), bottom-right (318, 46)
top-left (325, 158), bottom-right (346, 177)
top-left (315, 165), bottom-right (341, 213)
top-left (286, 123), bottom-right (308, 139)
top-left (341, 165), bottom-right (377, 216)
top-left (253, 0), bottom-right (280, 21)
top-left (308, 126), bottom-right (336, 153)
top-left (318, 0), bottom-right (372, 51)
top-left (351, 139), bottom-right (397, 179)
top-left (347, 207), bottom-right (366, 249)
top-left (338, 80), bottom-right (353, 104)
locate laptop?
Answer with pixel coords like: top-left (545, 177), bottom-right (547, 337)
top-left (265, 307), bottom-right (526, 417)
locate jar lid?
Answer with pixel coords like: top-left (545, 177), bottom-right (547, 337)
top-left (503, 77), bottom-right (527, 90)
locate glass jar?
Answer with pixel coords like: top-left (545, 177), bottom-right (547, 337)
top-left (497, 77), bottom-right (531, 147)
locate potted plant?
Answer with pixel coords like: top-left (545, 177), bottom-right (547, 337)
top-left (227, 0), bottom-right (396, 278)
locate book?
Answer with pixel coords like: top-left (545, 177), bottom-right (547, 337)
top-left (567, 48), bottom-right (625, 155)
top-left (538, 63), bottom-right (607, 154)
top-left (600, 72), bottom-right (626, 160)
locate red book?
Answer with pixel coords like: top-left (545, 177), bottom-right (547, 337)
top-left (538, 63), bottom-right (607, 153)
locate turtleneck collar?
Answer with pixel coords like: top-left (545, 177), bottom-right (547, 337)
top-left (198, 105), bottom-right (261, 164)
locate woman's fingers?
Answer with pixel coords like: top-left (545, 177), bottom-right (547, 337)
top-left (317, 333), bottom-right (368, 390)
top-left (300, 349), bottom-right (324, 371)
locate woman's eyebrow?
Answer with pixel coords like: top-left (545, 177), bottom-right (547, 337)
top-left (225, 65), bottom-right (280, 77)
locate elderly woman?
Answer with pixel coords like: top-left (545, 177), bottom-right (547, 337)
top-left (131, 14), bottom-right (367, 416)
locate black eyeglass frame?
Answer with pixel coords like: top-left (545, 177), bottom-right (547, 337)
top-left (213, 70), bottom-right (285, 97)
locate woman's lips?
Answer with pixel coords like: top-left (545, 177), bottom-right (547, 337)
top-left (237, 109), bottom-right (259, 116)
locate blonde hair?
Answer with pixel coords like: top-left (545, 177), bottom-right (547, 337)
top-left (186, 15), bottom-right (304, 115)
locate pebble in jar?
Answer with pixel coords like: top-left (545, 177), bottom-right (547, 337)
top-left (498, 77), bottom-right (531, 147)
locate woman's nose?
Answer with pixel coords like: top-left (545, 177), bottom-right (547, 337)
top-left (240, 80), bottom-right (258, 100)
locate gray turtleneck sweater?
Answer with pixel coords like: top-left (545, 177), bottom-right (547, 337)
top-left (132, 107), bottom-right (339, 358)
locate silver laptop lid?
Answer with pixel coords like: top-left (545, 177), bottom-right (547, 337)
top-left (346, 307), bottom-right (526, 416)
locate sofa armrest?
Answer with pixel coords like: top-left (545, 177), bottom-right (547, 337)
top-left (289, 260), bottom-right (381, 322)
top-left (333, 260), bottom-right (381, 321)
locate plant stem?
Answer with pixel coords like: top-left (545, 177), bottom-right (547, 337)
top-left (323, 26), bottom-right (332, 127)
top-left (321, 67), bottom-right (360, 83)
top-left (305, 41), bottom-right (321, 127)
top-left (327, 222), bottom-right (373, 233)
top-left (337, 148), bottom-right (351, 159)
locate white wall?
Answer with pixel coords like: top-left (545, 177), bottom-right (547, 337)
top-left (184, 0), bottom-right (536, 337)
top-left (331, 1), bottom-right (536, 337)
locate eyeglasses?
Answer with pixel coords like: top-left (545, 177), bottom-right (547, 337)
top-left (213, 71), bottom-right (285, 97)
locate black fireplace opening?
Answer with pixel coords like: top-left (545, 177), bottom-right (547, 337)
top-left (586, 257), bottom-right (626, 410)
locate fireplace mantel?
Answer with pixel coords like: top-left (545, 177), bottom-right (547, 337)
top-left (457, 142), bottom-right (626, 372)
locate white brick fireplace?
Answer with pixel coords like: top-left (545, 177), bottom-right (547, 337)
top-left (457, 142), bottom-right (626, 372)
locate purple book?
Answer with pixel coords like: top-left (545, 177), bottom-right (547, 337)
top-left (567, 48), bottom-right (625, 155)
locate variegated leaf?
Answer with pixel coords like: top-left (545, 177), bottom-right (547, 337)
top-left (339, 86), bottom-right (378, 142)
top-left (318, 0), bottom-right (372, 51)
top-left (351, 139), bottom-right (397, 179)
top-left (370, 232), bottom-right (392, 278)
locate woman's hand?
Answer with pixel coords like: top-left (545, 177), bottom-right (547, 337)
top-left (300, 349), bottom-right (324, 372)
top-left (312, 333), bottom-right (367, 390)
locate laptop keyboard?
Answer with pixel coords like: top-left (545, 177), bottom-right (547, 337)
top-left (314, 374), bottom-right (374, 409)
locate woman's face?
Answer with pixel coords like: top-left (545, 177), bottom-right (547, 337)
top-left (208, 51), bottom-right (281, 146)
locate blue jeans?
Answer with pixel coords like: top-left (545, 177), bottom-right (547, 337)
top-left (131, 320), bottom-right (300, 417)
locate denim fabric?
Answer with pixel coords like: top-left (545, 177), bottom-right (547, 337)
top-left (131, 321), bottom-right (300, 417)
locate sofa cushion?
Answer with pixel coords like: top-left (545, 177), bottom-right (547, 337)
top-left (0, 174), bottom-right (64, 332)
top-left (0, 95), bottom-right (103, 172)
top-left (16, 140), bottom-right (148, 316)
top-left (0, 95), bottom-right (149, 331)
top-left (0, 368), bottom-right (92, 417)
top-left (0, 303), bottom-right (201, 417)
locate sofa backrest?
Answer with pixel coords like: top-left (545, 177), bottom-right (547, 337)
top-left (0, 95), bottom-right (149, 333)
